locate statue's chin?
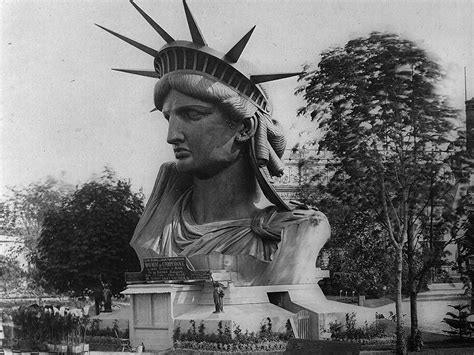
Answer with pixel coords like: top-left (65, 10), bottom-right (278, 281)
top-left (174, 158), bottom-right (193, 173)
top-left (175, 158), bottom-right (238, 180)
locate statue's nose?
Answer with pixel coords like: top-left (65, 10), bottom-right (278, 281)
top-left (166, 115), bottom-right (184, 144)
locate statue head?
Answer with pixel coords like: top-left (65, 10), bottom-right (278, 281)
top-left (154, 73), bottom-right (278, 178)
top-left (159, 83), bottom-right (255, 179)
top-left (97, 0), bottom-right (299, 210)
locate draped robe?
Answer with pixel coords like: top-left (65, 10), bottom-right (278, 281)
top-left (130, 162), bottom-right (330, 285)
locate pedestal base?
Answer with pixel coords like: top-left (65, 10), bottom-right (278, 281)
top-left (123, 278), bottom-right (376, 351)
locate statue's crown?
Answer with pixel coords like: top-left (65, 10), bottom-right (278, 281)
top-left (96, 0), bottom-right (299, 114)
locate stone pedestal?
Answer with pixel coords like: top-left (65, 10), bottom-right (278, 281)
top-left (122, 215), bottom-right (376, 350)
top-left (123, 281), bottom-right (297, 350)
top-left (123, 268), bottom-right (375, 351)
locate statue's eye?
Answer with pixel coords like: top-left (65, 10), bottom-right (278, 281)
top-left (185, 109), bottom-right (204, 121)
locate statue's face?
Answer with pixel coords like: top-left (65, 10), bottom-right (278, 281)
top-left (163, 89), bottom-right (241, 178)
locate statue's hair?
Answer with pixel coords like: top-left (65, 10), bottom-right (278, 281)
top-left (154, 72), bottom-right (286, 176)
top-left (154, 73), bottom-right (258, 123)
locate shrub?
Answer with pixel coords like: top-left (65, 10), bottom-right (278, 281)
top-left (9, 305), bottom-right (90, 350)
top-left (442, 304), bottom-right (471, 340)
top-left (328, 312), bottom-right (388, 343)
top-left (173, 318), bottom-right (292, 352)
top-left (85, 336), bottom-right (121, 351)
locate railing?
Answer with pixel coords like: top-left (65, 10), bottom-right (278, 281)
top-left (294, 310), bottom-right (311, 339)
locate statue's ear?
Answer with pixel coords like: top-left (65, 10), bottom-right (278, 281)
top-left (236, 116), bottom-right (257, 142)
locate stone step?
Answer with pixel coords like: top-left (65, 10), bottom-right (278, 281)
top-left (427, 282), bottom-right (465, 291)
top-left (419, 289), bottom-right (466, 297)
top-left (417, 294), bottom-right (469, 301)
top-left (416, 296), bottom-right (470, 302)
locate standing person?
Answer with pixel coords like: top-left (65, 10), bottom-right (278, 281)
top-left (212, 281), bottom-right (224, 313)
top-left (102, 281), bottom-right (112, 312)
top-left (92, 284), bottom-right (103, 315)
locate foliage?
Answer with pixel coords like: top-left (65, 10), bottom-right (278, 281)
top-left (77, 321), bottom-right (129, 351)
top-left (1, 177), bottom-right (73, 264)
top-left (1, 178), bottom-right (72, 296)
top-left (85, 319), bottom-right (129, 338)
top-left (35, 168), bottom-right (143, 296)
top-left (454, 187), bottom-right (474, 303)
top-left (442, 304), bottom-right (472, 340)
top-left (297, 30), bottom-right (460, 268)
top-left (174, 339), bottom-right (287, 352)
top-left (173, 318), bottom-right (292, 352)
top-left (9, 305), bottom-right (89, 350)
top-left (85, 336), bottom-right (121, 351)
top-left (328, 312), bottom-right (388, 344)
top-left (7, 304), bottom-right (130, 351)
top-left (298, 182), bottom-right (398, 296)
top-left (314, 207), bottom-right (397, 297)
top-left (297, 30), bottom-right (460, 249)
top-left (407, 175), bottom-right (470, 292)
top-left (297, 31), bottom-right (460, 353)
top-left (0, 256), bottom-right (25, 294)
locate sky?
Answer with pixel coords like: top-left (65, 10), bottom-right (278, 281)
top-left (1, 0), bottom-right (473, 199)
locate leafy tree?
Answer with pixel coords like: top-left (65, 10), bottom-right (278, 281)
top-left (297, 185), bottom-right (397, 297)
top-left (35, 168), bottom-right (143, 297)
top-left (1, 177), bottom-right (72, 297)
top-left (455, 185), bottom-right (474, 309)
top-left (0, 255), bottom-right (24, 294)
top-left (297, 31), bottom-right (459, 353)
top-left (1, 177), bottom-right (72, 265)
top-left (322, 229), bottom-right (397, 298)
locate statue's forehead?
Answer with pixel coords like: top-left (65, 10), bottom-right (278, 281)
top-left (162, 89), bottom-right (215, 112)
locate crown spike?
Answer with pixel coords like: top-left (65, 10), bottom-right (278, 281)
top-left (129, 0), bottom-right (174, 44)
top-left (225, 26), bottom-right (256, 63)
top-left (182, 0), bottom-right (206, 46)
top-left (95, 24), bottom-right (159, 57)
top-left (112, 69), bottom-right (160, 78)
top-left (150, 108), bottom-right (158, 113)
top-left (250, 72), bottom-right (302, 84)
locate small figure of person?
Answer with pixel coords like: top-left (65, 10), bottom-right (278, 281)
top-left (102, 281), bottom-right (112, 312)
top-left (93, 286), bottom-right (103, 315)
top-left (213, 281), bottom-right (224, 313)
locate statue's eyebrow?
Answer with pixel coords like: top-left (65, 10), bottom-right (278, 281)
top-left (179, 104), bottom-right (213, 111)
top-left (172, 104), bottom-right (215, 116)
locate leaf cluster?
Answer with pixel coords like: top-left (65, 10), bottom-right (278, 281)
top-left (298, 184), bottom-right (397, 296)
top-left (0, 256), bottom-right (25, 293)
top-left (442, 304), bottom-right (472, 339)
top-left (297, 31), bottom-right (460, 243)
top-left (0, 177), bottom-right (73, 263)
top-left (174, 318), bottom-right (292, 346)
top-left (328, 312), bottom-right (388, 343)
top-left (10, 305), bottom-right (89, 349)
top-left (34, 168), bottom-right (143, 296)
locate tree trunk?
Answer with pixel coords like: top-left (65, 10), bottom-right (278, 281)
top-left (395, 245), bottom-right (406, 355)
top-left (409, 289), bottom-right (422, 351)
top-left (409, 290), bottom-right (418, 331)
top-left (470, 273), bottom-right (474, 312)
top-left (408, 227), bottom-right (422, 351)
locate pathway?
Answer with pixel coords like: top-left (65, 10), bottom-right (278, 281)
top-left (374, 283), bottom-right (469, 334)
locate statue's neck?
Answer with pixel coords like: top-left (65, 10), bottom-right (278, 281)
top-left (190, 156), bottom-right (258, 224)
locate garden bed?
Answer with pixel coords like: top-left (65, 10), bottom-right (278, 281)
top-left (86, 336), bottom-right (122, 351)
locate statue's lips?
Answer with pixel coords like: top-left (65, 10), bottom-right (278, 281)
top-left (174, 148), bottom-right (191, 159)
